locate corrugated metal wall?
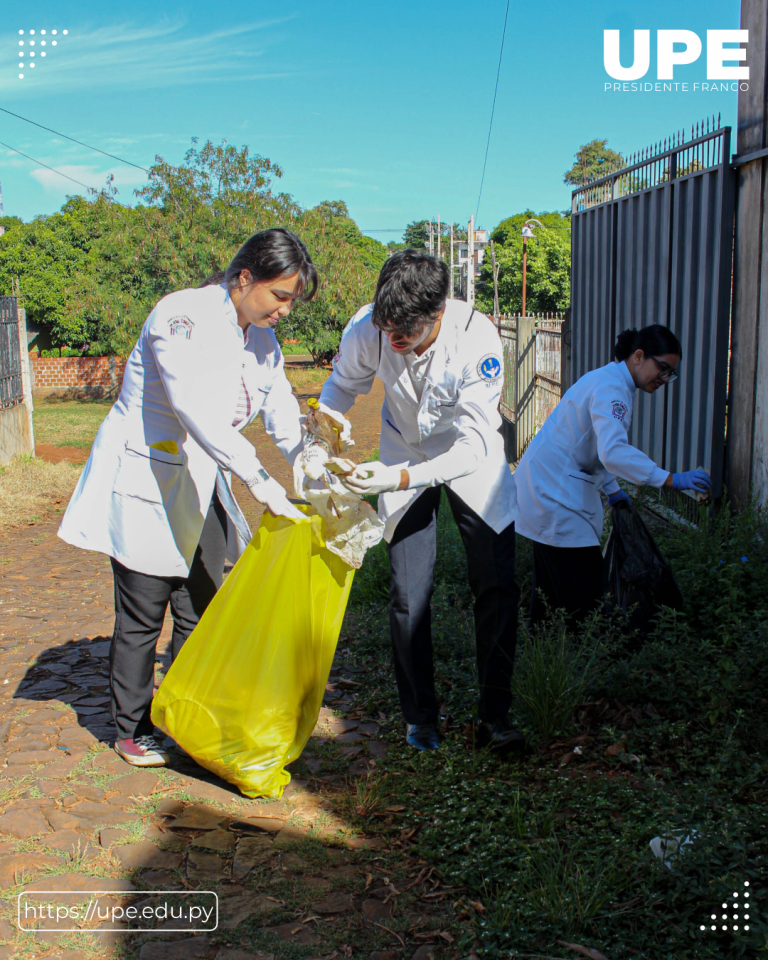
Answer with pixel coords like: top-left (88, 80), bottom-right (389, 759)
top-left (570, 125), bottom-right (734, 495)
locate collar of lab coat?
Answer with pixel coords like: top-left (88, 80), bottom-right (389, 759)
top-left (618, 359), bottom-right (636, 393)
top-left (218, 283), bottom-right (243, 338)
top-left (383, 317), bottom-right (448, 406)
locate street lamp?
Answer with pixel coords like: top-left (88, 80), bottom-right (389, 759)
top-left (521, 218), bottom-right (543, 317)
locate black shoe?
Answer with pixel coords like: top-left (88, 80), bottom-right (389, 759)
top-left (476, 716), bottom-right (525, 751)
top-left (406, 723), bottom-right (440, 751)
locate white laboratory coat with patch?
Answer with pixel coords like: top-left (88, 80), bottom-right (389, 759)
top-left (319, 300), bottom-right (518, 541)
top-left (514, 360), bottom-right (669, 547)
top-left (58, 283), bottom-right (302, 577)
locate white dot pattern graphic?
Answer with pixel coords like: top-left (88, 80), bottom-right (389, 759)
top-left (16, 27), bottom-right (68, 78)
top-left (702, 881), bottom-right (757, 937)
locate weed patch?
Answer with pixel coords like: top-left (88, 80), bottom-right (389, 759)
top-left (340, 494), bottom-right (768, 958)
top-left (0, 455), bottom-right (81, 531)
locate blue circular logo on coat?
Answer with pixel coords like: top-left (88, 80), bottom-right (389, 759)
top-left (478, 354), bottom-right (502, 382)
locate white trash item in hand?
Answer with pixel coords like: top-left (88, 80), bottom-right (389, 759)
top-left (649, 829), bottom-right (699, 869)
top-left (294, 405), bottom-right (384, 569)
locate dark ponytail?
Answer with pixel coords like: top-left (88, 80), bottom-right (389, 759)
top-left (614, 324), bottom-right (682, 362)
top-left (199, 228), bottom-right (318, 300)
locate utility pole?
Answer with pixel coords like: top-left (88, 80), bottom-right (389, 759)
top-left (467, 215), bottom-right (475, 306)
top-left (490, 239), bottom-right (500, 324)
top-left (437, 215), bottom-right (441, 259)
top-left (522, 233), bottom-right (528, 318)
top-left (449, 223), bottom-right (454, 299)
top-left (428, 220), bottom-right (434, 256)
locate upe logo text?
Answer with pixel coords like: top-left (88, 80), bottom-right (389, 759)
top-left (604, 30), bottom-right (748, 81)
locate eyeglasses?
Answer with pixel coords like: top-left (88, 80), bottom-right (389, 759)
top-left (650, 357), bottom-right (679, 382)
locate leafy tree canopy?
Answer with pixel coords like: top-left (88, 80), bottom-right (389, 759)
top-left (0, 141), bottom-right (386, 362)
top-left (491, 210), bottom-right (570, 247)
top-left (563, 139), bottom-right (623, 186)
top-left (476, 210), bottom-right (571, 316)
top-left (402, 220), bottom-right (429, 250)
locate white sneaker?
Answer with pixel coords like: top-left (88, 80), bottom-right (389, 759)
top-left (114, 735), bottom-right (170, 767)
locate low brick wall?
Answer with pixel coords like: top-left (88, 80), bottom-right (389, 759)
top-left (31, 356), bottom-right (126, 399)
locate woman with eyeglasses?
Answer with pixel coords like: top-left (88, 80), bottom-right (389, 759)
top-left (513, 324), bottom-right (711, 624)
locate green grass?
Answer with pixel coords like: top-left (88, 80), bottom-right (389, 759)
top-left (280, 339), bottom-right (311, 356)
top-left (32, 397), bottom-right (113, 447)
top-left (338, 491), bottom-right (768, 959)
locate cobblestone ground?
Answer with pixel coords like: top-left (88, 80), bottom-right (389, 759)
top-left (0, 381), bottom-right (452, 960)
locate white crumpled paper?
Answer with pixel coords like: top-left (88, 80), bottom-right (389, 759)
top-left (294, 410), bottom-right (385, 569)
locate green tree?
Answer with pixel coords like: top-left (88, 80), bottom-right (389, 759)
top-left (476, 211), bottom-right (571, 315)
top-left (563, 139), bottom-right (623, 185)
top-left (402, 220), bottom-right (429, 249)
top-left (0, 139), bottom-right (386, 362)
top-left (0, 196), bottom-right (105, 345)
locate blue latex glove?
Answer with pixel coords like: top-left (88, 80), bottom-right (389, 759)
top-left (608, 489), bottom-right (631, 508)
top-left (672, 470), bottom-right (712, 493)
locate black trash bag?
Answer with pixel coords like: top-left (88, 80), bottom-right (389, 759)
top-left (603, 502), bottom-right (683, 634)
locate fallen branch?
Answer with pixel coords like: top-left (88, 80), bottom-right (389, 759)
top-left (373, 922), bottom-right (405, 947)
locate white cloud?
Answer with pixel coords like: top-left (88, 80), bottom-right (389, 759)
top-left (1, 16), bottom-right (300, 95)
top-left (29, 162), bottom-right (147, 194)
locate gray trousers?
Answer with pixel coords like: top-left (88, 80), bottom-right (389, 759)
top-left (109, 495), bottom-right (228, 740)
top-left (387, 485), bottom-right (519, 725)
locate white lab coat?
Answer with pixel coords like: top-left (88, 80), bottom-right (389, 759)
top-left (514, 360), bottom-right (669, 547)
top-left (58, 283), bottom-right (302, 577)
top-left (320, 300), bottom-right (518, 541)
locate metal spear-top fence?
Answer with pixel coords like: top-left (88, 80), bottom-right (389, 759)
top-left (497, 313), bottom-right (565, 462)
top-left (572, 114), bottom-right (726, 211)
top-left (0, 297), bottom-right (23, 410)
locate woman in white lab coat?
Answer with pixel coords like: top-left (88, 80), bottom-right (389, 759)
top-left (513, 324), bottom-right (711, 624)
top-left (59, 228), bottom-right (316, 766)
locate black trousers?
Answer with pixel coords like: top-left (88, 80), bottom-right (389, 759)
top-left (387, 485), bottom-right (519, 725)
top-left (109, 495), bottom-right (228, 740)
top-left (530, 540), bottom-right (605, 625)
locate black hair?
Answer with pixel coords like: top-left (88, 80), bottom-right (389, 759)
top-left (371, 250), bottom-right (450, 335)
top-left (614, 324), bottom-right (682, 362)
top-left (200, 228), bottom-right (317, 300)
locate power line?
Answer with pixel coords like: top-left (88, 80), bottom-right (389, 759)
top-left (0, 138), bottom-right (96, 192)
top-left (0, 106), bottom-right (148, 172)
top-left (475, 0), bottom-right (510, 223)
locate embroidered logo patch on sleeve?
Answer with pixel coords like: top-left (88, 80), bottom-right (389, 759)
top-left (478, 354), bottom-right (502, 382)
top-left (168, 316), bottom-right (193, 339)
top-left (611, 400), bottom-right (629, 421)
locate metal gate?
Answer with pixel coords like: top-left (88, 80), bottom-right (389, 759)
top-left (498, 314), bottom-right (564, 461)
top-left (0, 297), bottom-right (23, 410)
top-left (570, 118), bottom-right (735, 496)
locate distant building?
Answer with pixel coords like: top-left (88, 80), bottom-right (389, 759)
top-left (456, 228), bottom-right (489, 298)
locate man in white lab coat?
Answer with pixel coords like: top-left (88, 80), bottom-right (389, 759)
top-left (320, 251), bottom-right (521, 751)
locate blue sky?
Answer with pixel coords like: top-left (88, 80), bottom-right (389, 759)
top-left (0, 0), bottom-right (742, 240)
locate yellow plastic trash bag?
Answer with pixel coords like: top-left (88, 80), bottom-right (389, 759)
top-left (151, 508), bottom-right (354, 799)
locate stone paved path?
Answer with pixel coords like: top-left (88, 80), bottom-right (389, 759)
top-left (0, 380), bottom-right (454, 960)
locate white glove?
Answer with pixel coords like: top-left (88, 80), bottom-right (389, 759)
top-left (341, 461), bottom-right (404, 495)
top-left (246, 475), bottom-right (305, 521)
top-left (317, 402), bottom-right (354, 448)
